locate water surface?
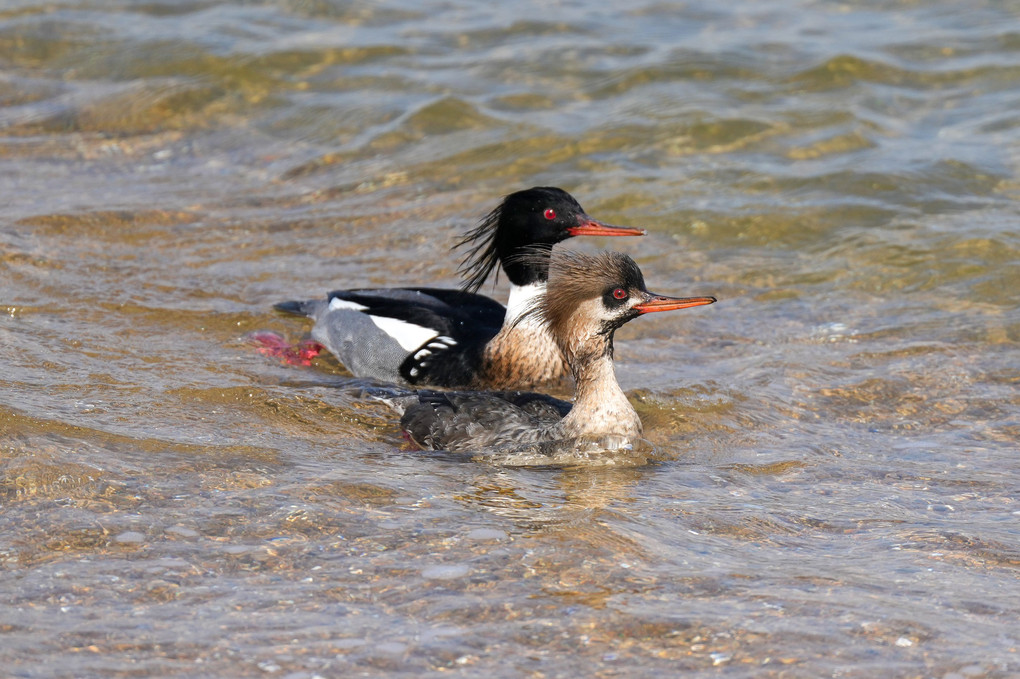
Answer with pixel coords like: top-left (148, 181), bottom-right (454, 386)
top-left (1, 1), bottom-right (1018, 677)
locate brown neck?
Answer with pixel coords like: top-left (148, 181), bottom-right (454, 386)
top-left (553, 334), bottom-right (642, 440)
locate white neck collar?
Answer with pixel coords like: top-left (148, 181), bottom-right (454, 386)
top-left (504, 282), bottom-right (546, 327)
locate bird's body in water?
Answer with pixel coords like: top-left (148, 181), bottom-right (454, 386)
top-left (392, 251), bottom-right (716, 455)
top-left (263, 187), bottom-right (645, 389)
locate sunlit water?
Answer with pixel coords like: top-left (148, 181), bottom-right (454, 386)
top-left (2, 0), bottom-right (1018, 676)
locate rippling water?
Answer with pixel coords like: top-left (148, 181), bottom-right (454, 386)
top-left (2, 0), bottom-right (1019, 676)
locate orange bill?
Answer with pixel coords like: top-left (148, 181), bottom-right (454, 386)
top-left (633, 294), bottom-right (717, 314)
top-left (567, 217), bottom-right (647, 237)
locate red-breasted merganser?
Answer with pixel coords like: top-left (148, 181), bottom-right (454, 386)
top-left (394, 251), bottom-right (716, 454)
top-left (270, 187), bottom-right (645, 389)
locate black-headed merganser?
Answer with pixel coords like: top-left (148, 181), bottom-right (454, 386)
top-left (270, 187), bottom-right (645, 389)
top-left (394, 251), bottom-right (716, 454)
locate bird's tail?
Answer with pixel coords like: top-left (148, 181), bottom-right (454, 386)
top-left (273, 299), bottom-right (325, 317)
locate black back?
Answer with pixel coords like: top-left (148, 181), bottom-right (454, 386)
top-left (327, 287), bottom-right (505, 387)
top-left (400, 389), bottom-right (572, 450)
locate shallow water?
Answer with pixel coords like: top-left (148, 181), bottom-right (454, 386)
top-left (2, 0), bottom-right (1019, 676)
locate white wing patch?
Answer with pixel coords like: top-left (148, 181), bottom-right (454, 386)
top-left (405, 334), bottom-right (459, 380)
top-left (369, 315), bottom-right (439, 352)
top-left (328, 297), bottom-right (369, 311)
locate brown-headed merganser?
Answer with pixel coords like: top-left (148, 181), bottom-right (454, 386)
top-left (394, 251), bottom-right (716, 454)
top-left (266, 187), bottom-right (645, 389)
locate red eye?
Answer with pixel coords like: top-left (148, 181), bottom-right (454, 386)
top-left (543, 208), bottom-right (556, 220)
top-left (612, 288), bottom-right (627, 300)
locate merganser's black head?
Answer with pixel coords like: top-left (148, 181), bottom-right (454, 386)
top-left (456, 187), bottom-right (646, 292)
top-left (537, 251), bottom-right (716, 364)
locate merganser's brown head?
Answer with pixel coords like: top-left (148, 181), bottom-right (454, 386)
top-left (533, 251), bottom-right (716, 368)
top-left (456, 187), bottom-right (645, 292)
